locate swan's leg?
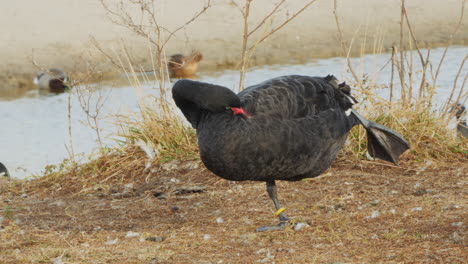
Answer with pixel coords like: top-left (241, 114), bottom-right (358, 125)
top-left (256, 181), bottom-right (290, 232)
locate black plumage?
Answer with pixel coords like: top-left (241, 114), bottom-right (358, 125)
top-left (0, 162), bottom-right (9, 177)
top-left (172, 75), bottom-right (410, 231)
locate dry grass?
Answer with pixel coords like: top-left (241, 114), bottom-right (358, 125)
top-left (343, 94), bottom-right (468, 166)
top-left (1, 161), bottom-right (466, 263)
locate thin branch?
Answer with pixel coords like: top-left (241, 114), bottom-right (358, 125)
top-left (390, 45), bottom-right (396, 104)
top-left (432, 0), bottom-right (465, 90)
top-left (238, 0), bottom-right (252, 91)
top-left (248, 0), bottom-right (285, 37)
top-left (162, 0), bottom-right (212, 48)
top-left (230, 0), bottom-right (245, 16)
top-left (254, 0), bottom-right (318, 49)
top-left (333, 0), bottom-right (361, 87)
top-left (398, 0), bottom-right (406, 103)
top-left (443, 55), bottom-right (468, 115)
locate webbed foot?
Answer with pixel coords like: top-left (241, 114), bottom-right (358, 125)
top-left (256, 219), bottom-right (289, 232)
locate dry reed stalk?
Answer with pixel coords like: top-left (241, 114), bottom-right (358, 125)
top-left (398, 0), bottom-right (407, 104)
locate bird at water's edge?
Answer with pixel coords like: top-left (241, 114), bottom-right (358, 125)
top-left (451, 103), bottom-right (468, 138)
top-left (168, 51), bottom-right (203, 78)
top-left (172, 75), bottom-right (410, 231)
top-left (0, 162), bottom-right (9, 177)
top-left (33, 68), bottom-right (70, 94)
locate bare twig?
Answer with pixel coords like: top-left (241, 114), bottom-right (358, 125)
top-left (238, 0), bottom-right (252, 91)
top-left (432, 0), bottom-right (465, 91)
top-left (398, 0), bottom-right (406, 103)
top-left (333, 0), bottom-right (361, 87)
top-left (237, 0), bottom-right (318, 90)
top-left (67, 90), bottom-right (75, 163)
top-left (97, 0), bottom-right (212, 88)
top-left (442, 55), bottom-right (468, 115)
top-left (390, 45), bottom-right (396, 104)
top-left (248, 0), bottom-right (285, 37)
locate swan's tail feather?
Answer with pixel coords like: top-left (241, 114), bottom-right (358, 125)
top-left (351, 109), bottom-right (410, 165)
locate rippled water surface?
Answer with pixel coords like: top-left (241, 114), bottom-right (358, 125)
top-left (1, 46), bottom-right (467, 178)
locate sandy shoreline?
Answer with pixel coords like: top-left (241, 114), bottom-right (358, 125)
top-left (0, 0), bottom-right (466, 97)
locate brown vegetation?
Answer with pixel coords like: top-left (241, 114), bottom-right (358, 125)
top-left (1, 160), bottom-right (467, 263)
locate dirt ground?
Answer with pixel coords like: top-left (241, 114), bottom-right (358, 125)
top-left (0, 160), bottom-right (466, 263)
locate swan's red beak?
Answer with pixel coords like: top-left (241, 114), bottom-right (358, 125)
top-left (231, 107), bottom-right (251, 118)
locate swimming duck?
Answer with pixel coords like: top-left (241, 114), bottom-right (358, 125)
top-left (33, 68), bottom-right (70, 94)
top-left (172, 74), bottom-right (410, 231)
top-left (167, 51), bottom-right (203, 78)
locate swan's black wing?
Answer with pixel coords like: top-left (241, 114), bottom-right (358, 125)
top-left (238, 75), bottom-right (356, 119)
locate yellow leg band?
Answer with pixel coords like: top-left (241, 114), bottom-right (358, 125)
top-left (274, 207), bottom-right (286, 217)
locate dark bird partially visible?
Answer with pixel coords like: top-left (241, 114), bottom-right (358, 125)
top-left (451, 103), bottom-right (468, 138)
top-left (172, 75), bottom-right (410, 231)
top-left (0, 162), bottom-right (9, 177)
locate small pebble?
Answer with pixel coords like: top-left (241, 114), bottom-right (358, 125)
top-left (369, 211), bottom-right (380, 219)
top-left (51, 257), bottom-right (64, 264)
top-left (203, 234), bottom-right (211, 240)
top-left (216, 217), bottom-right (224, 223)
top-left (125, 231), bottom-right (140, 238)
top-left (105, 238), bottom-right (118, 245)
top-left (410, 207), bottom-right (423, 212)
top-left (293, 222), bottom-right (309, 231)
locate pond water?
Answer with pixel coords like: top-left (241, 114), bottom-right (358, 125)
top-left (1, 46), bottom-right (466, 179)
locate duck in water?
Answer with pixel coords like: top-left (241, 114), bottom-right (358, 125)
top-left (167, 51), bottom-right (203, 78)
top-left (34, 68), bottom-right (70, 94)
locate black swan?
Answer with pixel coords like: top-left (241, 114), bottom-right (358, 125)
top-left (172, 75), bottom-right (410, 231)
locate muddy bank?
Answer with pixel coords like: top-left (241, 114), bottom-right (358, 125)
top-left (0, 0), bottom-right (466, 97)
